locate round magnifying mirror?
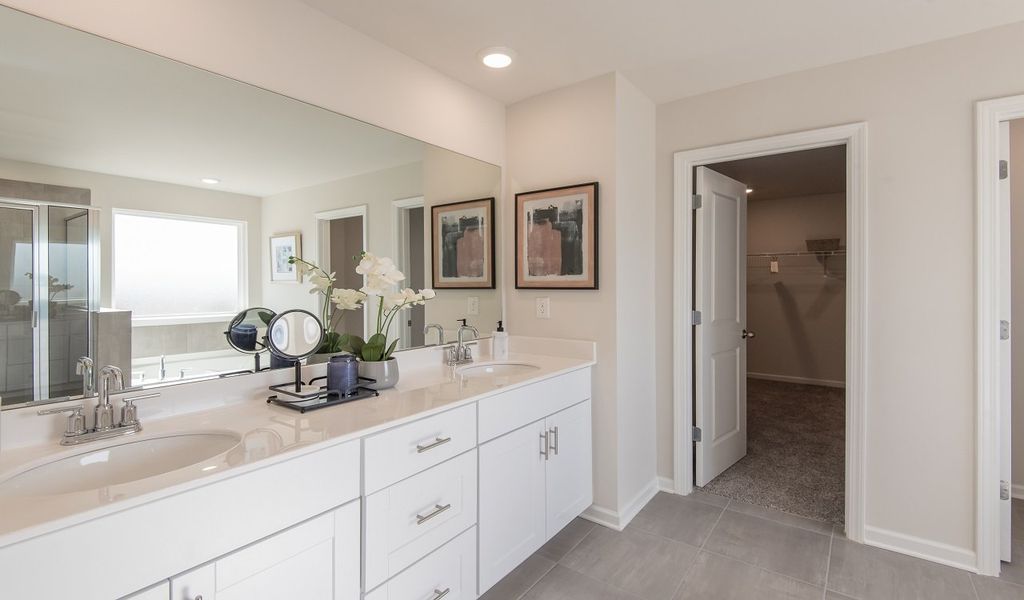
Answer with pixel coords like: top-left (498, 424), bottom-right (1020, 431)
top-left (266, 309), bottom-right (324, 360)
top-left (225, 307), bottom-right (276, 354)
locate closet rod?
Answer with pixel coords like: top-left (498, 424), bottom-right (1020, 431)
top-left (747, 250), bottom-right (846, 258)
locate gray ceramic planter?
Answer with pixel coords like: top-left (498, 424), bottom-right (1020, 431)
top-left (358, 358), bottom-right (399, 390)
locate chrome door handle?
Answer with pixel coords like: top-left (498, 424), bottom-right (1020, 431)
top-left (431, 588), bottom-right (450, 600)
top-left (416, 436), bottom-right (452, 453)
top-left (540, 430), bottom-right (549, 460)
top-left (742, 329), bottom-right (756, 340)
top-left (549, 426), bottom-right (559, 455)
top-left (416, 503), bottom-right (452, 525)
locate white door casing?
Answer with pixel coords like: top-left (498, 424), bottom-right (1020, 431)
top-left (998, 120), bottom-right (1013, 563)
top-left (694, 167), bottom-right (749, 486)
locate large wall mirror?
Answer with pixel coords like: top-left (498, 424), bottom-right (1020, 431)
top-left (0, 6), bottom-right (501, 408)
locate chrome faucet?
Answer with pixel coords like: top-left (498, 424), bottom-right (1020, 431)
top-left (96, 365), bottom-right (124, 431)
top-left (38, 365), bottom-right (160, 446)
top-left (446, 321), bottom-right (479, 366)
top-left (424, 323), bottom-right (445, 346)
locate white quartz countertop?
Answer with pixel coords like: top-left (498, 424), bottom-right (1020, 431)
top-left (0, 351), bottom-right (594, 548)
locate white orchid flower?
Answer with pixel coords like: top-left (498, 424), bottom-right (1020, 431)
top-left (330, 288), bottom-right (365, 310)
top-left (418, 288), bottom-right (436, 300)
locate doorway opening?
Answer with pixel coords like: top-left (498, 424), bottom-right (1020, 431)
top-left (393, 196), bottom-right (426, 350)
top-left (693, 146), bottom-right (847, 526)
top-left (672, 123), bottom-right (867, 542)
top-left (315, 206), bottom-right (368, 339)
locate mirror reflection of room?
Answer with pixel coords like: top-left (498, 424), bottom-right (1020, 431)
top-left (0, 5), bottom-right (500, 408)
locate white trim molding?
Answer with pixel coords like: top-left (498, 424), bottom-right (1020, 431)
top-left (672, 123), bottom-right (868, 544)
top-left (746, 372), bottom-right (846, 389)
top-left (580, 478), bottom-right (660, 531)
top-left (975, 93), bottom-right (1024, 576)
top-left (864, 526), bottom-right (978, 573)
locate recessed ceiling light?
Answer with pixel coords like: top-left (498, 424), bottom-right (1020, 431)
top-left (746, 188), bottom-right (754, 194)
top-left (201, 177), bottom-right (221, 185)
top-left (479, 47), bottom-right (515, 69)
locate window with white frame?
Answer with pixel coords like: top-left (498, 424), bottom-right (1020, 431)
top-left (112, 210), bottom-right (246, 324)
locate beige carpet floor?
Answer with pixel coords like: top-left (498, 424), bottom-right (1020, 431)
top-left (700, 378), bottom-right (845, 525)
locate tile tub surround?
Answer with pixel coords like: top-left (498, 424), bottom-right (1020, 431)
top-left (484, 493), bottom-right (1024, 600)
top-left (0, 336), bottom-right (595, 547)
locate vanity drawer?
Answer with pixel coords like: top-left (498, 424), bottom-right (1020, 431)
top-left (364, 403), bottom-right (476, 494)
top-left (364, 449), bottom-right (477, 590)
top-left (478, 367), bottom-right (591, 442)
top-left (364, 526), bottom-right (477, 600)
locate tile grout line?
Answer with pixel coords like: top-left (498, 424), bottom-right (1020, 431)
top-left (667, 499), bottom-right (732, 599)
top-left (968, 573), bottom-right (981, 600)
top-left (699, 547), bottom-right (828, 591)
top-left (821, 526), bottom-right (834, 600)
top-left (517, 522), bottom-right (598, 600)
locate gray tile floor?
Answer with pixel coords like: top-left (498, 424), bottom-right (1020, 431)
top-left (481, 493), bottom-right (1024, 600)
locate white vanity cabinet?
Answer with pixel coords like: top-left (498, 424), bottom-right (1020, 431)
top-left (477, 370), bottom-right (593, 594)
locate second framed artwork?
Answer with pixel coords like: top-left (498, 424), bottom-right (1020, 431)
top-left (431, 197), bottom-right (495, 289)
top-left (515, 182), bottom-right (598, 289)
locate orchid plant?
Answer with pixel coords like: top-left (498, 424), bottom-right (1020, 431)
top-left (289, 252), bottom-right (435, 361)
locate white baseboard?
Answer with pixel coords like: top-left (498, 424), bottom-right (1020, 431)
top-left (580, 478), bottom-right (659, 531)
top-left (747, 372), bottom-right (846, 389)
top-left (1013, 483), bottom-right (1024, 500)
top-left (657, 476), bottom-right (675, 493)
top-left (863, 525), bottom-right (978, 573)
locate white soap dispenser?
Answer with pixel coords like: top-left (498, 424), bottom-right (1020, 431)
top-left (492, 320), bottom-right (509, 360)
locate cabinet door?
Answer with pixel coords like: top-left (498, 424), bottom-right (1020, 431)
top-left (478, 420), bottom-right (547, 594)
top-left (545, 400), bottom-right (593, 536)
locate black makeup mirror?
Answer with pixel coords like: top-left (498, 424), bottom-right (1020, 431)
top-left (266, 309), bottom-right (324, 399)
top-left (224, 307), bottom-right (276, 373)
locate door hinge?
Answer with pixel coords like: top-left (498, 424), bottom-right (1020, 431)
top-left (1000, 320), bottom-right (1011, 341)
top-left (692, 426), bottom-right (702, 442)
top-left (692, 194), bottom-right (702, 209)
top-left (999, 160), bottom-right (1009, 180)
top-left (1001, 480), bottom-right (1011, 501)
top-left (691, 310), bottom-right (702, 326)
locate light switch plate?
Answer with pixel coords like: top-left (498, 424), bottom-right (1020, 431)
top-left (468, 296), bottom-right (479, 316)
top-left (536, 297), bottom-right (551, 319)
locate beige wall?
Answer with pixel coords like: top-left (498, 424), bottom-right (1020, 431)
top-left (505, 73), bottom-right (658, 520)
top-left (747, 193), bottom-right (846, 385)
top-left (0, 0), bottom-right (506, 167)
top-left (656, 21), bottom-right (1024, 556)
top-left (1011, 119), bottom-right (1024, 488)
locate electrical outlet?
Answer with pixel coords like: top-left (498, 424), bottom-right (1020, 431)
top-left (467, 296), bottom-right (479, 316)
top-left (536, 297), bottom-right (551, 319)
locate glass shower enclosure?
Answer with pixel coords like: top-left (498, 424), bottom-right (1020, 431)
top-left (0, 199), bottom-right (99, 406)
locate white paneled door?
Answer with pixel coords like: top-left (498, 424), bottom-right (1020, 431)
top-left (695, 166), bottom-right (749, 487)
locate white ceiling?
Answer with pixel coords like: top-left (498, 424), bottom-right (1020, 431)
top-left (710, 146), bottom-right (846, 202)
top-left (303, 0), bottom-right (1024, 104)
top-left (0, 6), bottom-right (427, 197)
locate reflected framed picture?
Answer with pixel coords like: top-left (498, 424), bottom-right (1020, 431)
top-left (270, 231), bottom-right (301, 282)
top-left (516, 182), bottom-right (598, 289)
top-left (431, 197), bottom-right (495, 289)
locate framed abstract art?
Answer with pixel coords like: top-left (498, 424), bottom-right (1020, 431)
top-left (515, 182), bottom-right (598, 289)
top-left (430, 197), bottom-right (495, 289)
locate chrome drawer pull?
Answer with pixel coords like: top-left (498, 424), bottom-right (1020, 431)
top-left (416, 503), bottom-right (452, 525)
top-left (540, 431), bottom-right (549, 460)
top-left (432, 588), bottom-right (451, 600)
top-left (416, 436), bottom-right (452, 453)
top-left (549, 426), bottom-right (559, 455)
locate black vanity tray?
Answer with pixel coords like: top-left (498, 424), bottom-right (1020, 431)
top-left (267, 386), bottom-right (379, 413)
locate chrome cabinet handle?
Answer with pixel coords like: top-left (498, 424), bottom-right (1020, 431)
top-left (549, 426), bottom-right (559, 455)
top-left (540, 430), bottom-right (549, 460)
top-left (416, 503), bottom-right (452, 525)
top-left (416, 436), bottom-right (452, 453)
top-left (742, 329), bottom-right (756, 340)
top-left (431, 588), bottom-right (450, 600)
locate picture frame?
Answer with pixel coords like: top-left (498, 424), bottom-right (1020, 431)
top-left (269, 231), bottom-right (302, 282)
top-left (515, 182), bottom-right (599, 289)
top-left (430, 197), bottom-right (495, 289)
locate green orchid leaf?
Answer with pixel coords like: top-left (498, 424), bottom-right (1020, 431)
top-left (384, 338), bottom-right (399, 360)
top-left (339, 333), bottom-right (365, 354)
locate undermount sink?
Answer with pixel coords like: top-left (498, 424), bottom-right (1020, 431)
top-left (456, 362), bottom-right (540, 379)
top-left (0, 432), bottom-right (241, 497)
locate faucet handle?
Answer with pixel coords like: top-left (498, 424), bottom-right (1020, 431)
top-left (38, 404), bottom-right (87, 436)
top-left (120, 393), bottom-right (160, 427)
